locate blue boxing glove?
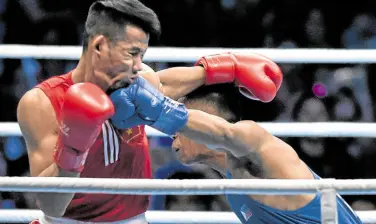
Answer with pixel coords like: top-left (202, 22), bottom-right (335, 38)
top-left (110, 76), bottom-right (188, 135)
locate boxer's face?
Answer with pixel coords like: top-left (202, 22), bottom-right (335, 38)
top-left (172, 133), bottom-right (222, 165)
top-left (88, 24), bottom-right (149, 91)
top-left (297, 98), bottom-right (329, 122)
top-left (172, 101), bottom-right (226, 168)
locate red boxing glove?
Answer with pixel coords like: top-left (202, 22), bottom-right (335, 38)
top-left (195, 52), bottom-right (283, 102)
top-left (54, 83), bottom-right (115, 173)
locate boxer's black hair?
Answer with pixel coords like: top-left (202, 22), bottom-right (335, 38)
top-left (180, 84), bottom-right (243, 123)
top-left (82, 0), bottom-right (161, 51)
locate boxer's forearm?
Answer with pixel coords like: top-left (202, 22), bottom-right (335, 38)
top-left (179, 110), bottom-right (269, 157)
top-left (36, 163), bottom-right (79, 217)
top-left (158, 66), bottom-right (206, 100)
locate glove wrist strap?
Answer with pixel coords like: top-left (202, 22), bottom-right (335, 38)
top-left (195, 53), bottom-right (236, 85)
top-left (151, 97), bottom-right (188, 135)
top-left (54, 137), bottom-right (88, 173)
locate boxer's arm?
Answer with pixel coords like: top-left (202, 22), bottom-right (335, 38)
top-left (157, 66), bottom-right (206, 100)
top-left (140, 63), bottom-right (206, 100)
top-left (17, 89), bottom-right (78, 217)
top-left (178, 109), bottom-right (312, 179)
top-left (139, 64), bottom-right (163, 91)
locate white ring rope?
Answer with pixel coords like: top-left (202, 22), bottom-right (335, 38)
top-left (0, 177), bottom-right (375, 195)
top-left (0, 210), bottom-right (374, 223)
top-left (1, 122), bottom-right (376, 137)
top-left (1, 44), bottom-right (376, 63)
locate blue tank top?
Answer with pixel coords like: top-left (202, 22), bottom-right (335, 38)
top-left (225, 171), bottom-right (363, 224)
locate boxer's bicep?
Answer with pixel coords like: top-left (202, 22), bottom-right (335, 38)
top-left (17, 89), bottom-right (58, 177)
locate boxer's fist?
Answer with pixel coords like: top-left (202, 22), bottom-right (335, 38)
top-left (195, 52), bottom-right (283, 102)
top-left (54, 83), bottom-right (115, 172)
top-left (110, 77), bottom-right (188, 135)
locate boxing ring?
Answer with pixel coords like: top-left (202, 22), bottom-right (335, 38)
top-left (1, 45), bottom-right (376, 223)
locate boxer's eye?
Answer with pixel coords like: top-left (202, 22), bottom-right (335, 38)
top-left (129, 52), bottom-right (137, 57)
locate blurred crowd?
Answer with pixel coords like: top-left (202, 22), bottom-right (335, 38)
top-left (1, 0), bottom-right (376, 216)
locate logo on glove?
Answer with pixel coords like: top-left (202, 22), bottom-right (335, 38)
top-left (60, 122), bottom-right (70, 136)
top-left (151, 96), bottom-right (158, 107)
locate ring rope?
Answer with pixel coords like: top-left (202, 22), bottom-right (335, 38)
top-left (1, 44), bottom-right (376, 63)
top-left (2, 122), bottom-right (376, 137)
top-left (0, 210), bottom-right (374, 223)
top-left (0, 177), bottom-right (375, 195)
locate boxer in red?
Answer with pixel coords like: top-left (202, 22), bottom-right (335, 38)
top-left (17, 0), bottom-right (280, 223)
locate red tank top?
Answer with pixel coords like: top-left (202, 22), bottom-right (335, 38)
top-left (35, 71), bottom-right (152, 222)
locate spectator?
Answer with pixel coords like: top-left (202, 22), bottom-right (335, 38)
top-left (288, 92), bottom-right (332, 177)
top-left (342, 13), bottom-right (376, 49)
top-left (304, 9), bottom-right (330, 48)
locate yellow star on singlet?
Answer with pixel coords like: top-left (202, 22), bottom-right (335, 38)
top-left (126, 128), bottom-right (133, 135)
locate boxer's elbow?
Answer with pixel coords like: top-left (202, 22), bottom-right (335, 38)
top-left (39, 203), bottom-right (66, 218)
top-left (35, 164), bottom-right (77, 218)
top-left (37, 195), bottom-right (68, 217)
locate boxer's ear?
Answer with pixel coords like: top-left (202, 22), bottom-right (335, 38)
top-left (91, 35), bottom-right (106, 56)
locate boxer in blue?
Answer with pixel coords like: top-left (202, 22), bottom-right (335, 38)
top-left (170, 84), bottom-right (363, 224)
top-left (109, 52), bottom-right (362, 224)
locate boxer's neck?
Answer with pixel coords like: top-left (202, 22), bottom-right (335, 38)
top-left (71, 56), bottom-right (88, 84)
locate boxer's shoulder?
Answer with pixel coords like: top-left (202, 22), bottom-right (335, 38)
top-left (35, 72), bottom-right (74, 120)
top-left (17, 88), bottom-right (59, 143)
top-left (18, 88), bottom-right (53, 115)
top-left (36, 72), bottom-right (74, 90)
